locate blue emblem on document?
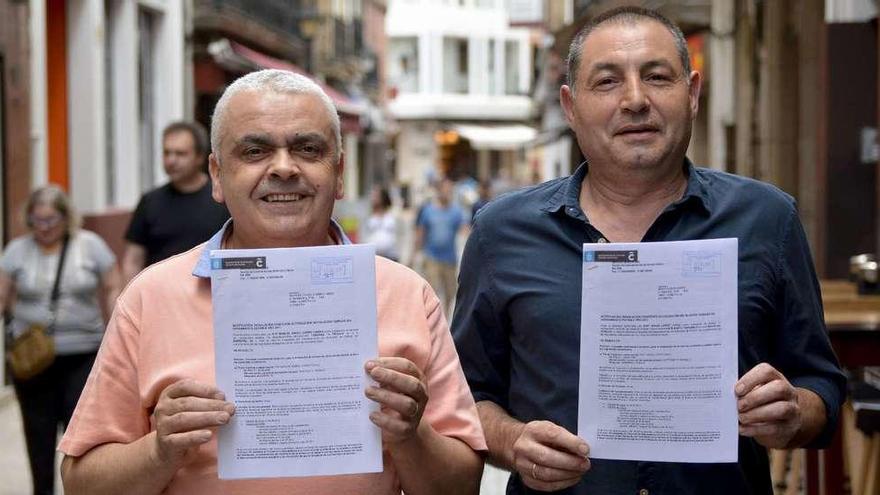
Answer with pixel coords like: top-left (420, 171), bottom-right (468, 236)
top-left (682, 251), bottom-right (722, 277)
top-left (311, 256), bottom-right (354, 284)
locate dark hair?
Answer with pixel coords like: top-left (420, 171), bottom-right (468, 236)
top-left (163, 121), bottom-right (209, 156)
top-left (376, 188), bottom-right (392, 210)
top-left (566, 6), bottom-right (691, 91)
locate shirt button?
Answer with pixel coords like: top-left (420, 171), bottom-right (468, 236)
top-left (639, 489), bottom-right (649, 495)
top-left (598, 237), bottom-right (608, 243)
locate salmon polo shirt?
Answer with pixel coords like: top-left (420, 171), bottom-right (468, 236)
top-left (59, 220), bottom-right (486, 494)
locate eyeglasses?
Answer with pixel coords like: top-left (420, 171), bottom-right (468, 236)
top-left (28, 215), bottom-right (64, 229)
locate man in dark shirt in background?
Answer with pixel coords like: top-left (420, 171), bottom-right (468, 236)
top-left (122, 121), bottom-right (229, 283)
top-left (451, 6), bottom-right (845, 495)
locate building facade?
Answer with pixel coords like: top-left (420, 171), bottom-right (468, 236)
top-left (30, 0), bottom-right (188, 214)
top-left (0, 0), bottom-right (31, 244)
top-left (387, 0), bottom-right (535, 200)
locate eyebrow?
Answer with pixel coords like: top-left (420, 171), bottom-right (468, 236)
top-left (236, 132), bottom-right (330, 149)
top-left (641, 60), bottom-right (677, 72)
top-left (587, 58), bottom-right (678, 76)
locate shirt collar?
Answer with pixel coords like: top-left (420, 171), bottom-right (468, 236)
top-left (192, 218), bottom-right (352, 278)
top-left (676, 159), bottom-right (713, 214)
top-left (541, 158), bottom-right (712, 218)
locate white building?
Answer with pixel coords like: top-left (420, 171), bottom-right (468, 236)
top-left (30, 0), bottom-right (189, 213)
top-left (386, 0), bottom-right (536, 196)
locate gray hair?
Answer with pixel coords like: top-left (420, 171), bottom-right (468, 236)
top-left (567, 6), bottom-right (691, 92)
top-left (25, 184), bottom-right (79, 232)
top-left (210, 69), bottom-right (342, 161)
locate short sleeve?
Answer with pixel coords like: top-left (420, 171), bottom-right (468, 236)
top-left (450, 222), bottom-right (512, 408)
top-left (773, 208), bottom-right (847, 448)
top-left (0, 237), bottom-right (27, 277)
top-left (124, 195), bottom-right (150, 246)
top-left (59, 298), bottom-right (150, 456)
top-left (420, 280), bottom-right (487, 452)
top-left (81, 231), bottom-right (117, 274)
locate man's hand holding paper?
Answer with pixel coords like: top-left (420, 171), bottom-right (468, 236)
top-left (736, 362), bottom-right (826, 449)
top-left (365, 357), bottom-right (429, 443)
top-left (151, 380), bottom-right (236, 468)
top-left (511, 420), bottom-right (590, 492)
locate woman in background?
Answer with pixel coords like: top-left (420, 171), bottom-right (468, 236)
top-left (363, 187), bottom-right (401, 261)
top-left (0, 185), bottom-right (120, 495)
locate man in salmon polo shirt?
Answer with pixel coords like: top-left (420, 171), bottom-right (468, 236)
top-left (59, 69), bottom-right (486, 495)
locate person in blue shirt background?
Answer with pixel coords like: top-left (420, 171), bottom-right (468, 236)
top-left (416, 177), bottom-right (467, 318)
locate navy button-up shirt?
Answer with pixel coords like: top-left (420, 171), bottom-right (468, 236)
top-left (451, 161), bottom-right (846, 495)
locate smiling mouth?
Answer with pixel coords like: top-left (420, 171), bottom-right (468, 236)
top-left (262, 193), bottom-right (304, 202)
top-left (617, 127), bottom-right (658, 135)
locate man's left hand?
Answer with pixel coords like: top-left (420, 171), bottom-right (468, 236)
top-left (364, 357), bottom-right (429, 443)
top-left (736, 362), bottom-right (801, 448)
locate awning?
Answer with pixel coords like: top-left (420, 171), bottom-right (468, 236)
top-left (207, 38), bottom-right (367, 117)
top-left (453, 124), bottom-right (537, 150)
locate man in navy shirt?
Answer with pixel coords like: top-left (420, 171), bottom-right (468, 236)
top-left (452, 6), bottom-right (845, 495)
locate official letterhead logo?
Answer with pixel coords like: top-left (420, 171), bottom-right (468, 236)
top-left (216, 257), bottom-right (267, 270)
top-left (583, 250), bottom-right (638, 263)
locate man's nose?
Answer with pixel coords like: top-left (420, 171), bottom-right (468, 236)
top-left (620, 76), bottom-right (649, 114)
top-left (268, 150), bottom-right (303, 179)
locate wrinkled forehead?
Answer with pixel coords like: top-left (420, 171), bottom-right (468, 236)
top-left (224, 90), bottom-right (332, 122)
top-left (580, 19), bottom-right (682, 72)
top-left (222, 90), bottom-right (335, 142)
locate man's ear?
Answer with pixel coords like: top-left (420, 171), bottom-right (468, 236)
top-left (560, 85), bottom-right (576, 125)
top-left (688, 70), bottom-right (702, 119)
top-left (335, 152), bottom-right (345, 200)
top-left (208, 153), bottom-right (225, 204)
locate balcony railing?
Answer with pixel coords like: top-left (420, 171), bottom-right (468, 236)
top-left (201, 0), bottom-right (321, 39)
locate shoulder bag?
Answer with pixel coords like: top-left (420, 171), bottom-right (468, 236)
top-left (7, 234), bottom-right (69, 381)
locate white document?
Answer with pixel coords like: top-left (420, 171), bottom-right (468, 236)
top-left (211, 244), bottom-right (382, 479)
top-left (578, 239), bottom-right (738, 463)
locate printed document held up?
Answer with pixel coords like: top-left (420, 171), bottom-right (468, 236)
top-left (211, 244), bottom-right (382, 479)
top-left (579, 238), bottom-right (738, 463)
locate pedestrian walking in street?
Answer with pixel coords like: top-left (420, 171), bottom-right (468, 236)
top-left (452, 6), bottom-right (845, 494)
top-left (0, 185), bottom-right (121, 495)
top-left (121, 121), bottom-right (229, 284)
top-left (415, 178), bottom-right (467, 318)
top-left (362, 186), bottom-right (401, 261)
top-left (59, 69), bottom-right (485, 495)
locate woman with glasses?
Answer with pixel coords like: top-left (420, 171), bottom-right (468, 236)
top-left (0, 185), bottom-right (121, 495)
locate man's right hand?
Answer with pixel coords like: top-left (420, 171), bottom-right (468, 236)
top-left (511, 420), bottom-right (591, 492)
top-left (150, 380), bottom-right (235, 468)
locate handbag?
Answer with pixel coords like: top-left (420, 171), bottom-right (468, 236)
top-left (6, 234), bottom-right (69, 381)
